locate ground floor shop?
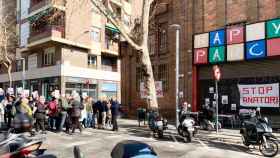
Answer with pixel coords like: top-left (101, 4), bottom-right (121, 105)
top-left (1, 76), bottom-right (120, 101)
top-left (194, 59), bottom-right (280, 128)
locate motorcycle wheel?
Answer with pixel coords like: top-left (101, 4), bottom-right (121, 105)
top-left (177, 125), bottom-right (183, 136)
top-left (158, 131), bottom-right (164, 138)
top-left (259, 139), bottom-right (279, 157)
top-left (241, 135), bottom-right (250, 147)
top-left (187, 131), bottom-right (192, 142)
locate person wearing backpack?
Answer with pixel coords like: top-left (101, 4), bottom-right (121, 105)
top-left (34, 96), bottom-right (47, 134)
top-left (70, 93), bottom-right (83, 134)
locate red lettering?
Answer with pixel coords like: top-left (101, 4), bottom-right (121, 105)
top-left (266, 86), bottom-right (273, 94)
top-left (243, 88), bottom-right (249, 94)
top-left (251, 87), bottom-right (256, 94)
top-left (259, 87), bottom-right (265, 94)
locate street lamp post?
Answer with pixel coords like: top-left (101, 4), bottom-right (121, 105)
top-left (169, 24), bottom-right (181, 128)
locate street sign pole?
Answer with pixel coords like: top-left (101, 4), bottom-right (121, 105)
top-left (215, 80), bottom-right (219, 134)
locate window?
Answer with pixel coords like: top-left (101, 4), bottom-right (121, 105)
top-left (101, 56), bottom-right (117, 72)
top-left (136, 67), bottom-right (144, 91)
top-left (158, 64), bottom-right (169, 91)
top-left (43, 47), bottom-right (55, 66)
top-left (91, 29), bottom-right (100, 42)
top-left (88, 55), bottom-right (97, 69)
top-left (159, 29), bottom-right (167, 53)
top-left (149, 34), bottom-right (155, 55)
top-left (16, 60), bottom-right (23, 71)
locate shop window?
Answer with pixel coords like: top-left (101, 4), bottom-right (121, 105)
top-left (88, 55), bottom-right (97, 69)
top-left (91, 28), bottom-right (101, 42)
top-left (158, 64), bottom-right (169, 91)
top-left (43, 47), bottom-right (55, 66)
top-left (149, 34), bottom-right (155, 55)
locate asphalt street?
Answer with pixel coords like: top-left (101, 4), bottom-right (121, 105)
top-left (37, 119), bottom-right (278, 158)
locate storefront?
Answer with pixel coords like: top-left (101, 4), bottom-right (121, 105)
top-left (64, 77), bottom-right (97, 100)
top-left (100, 82), bottom-right (118, 99)
top-left (193, 18), bottom-right (280, 127)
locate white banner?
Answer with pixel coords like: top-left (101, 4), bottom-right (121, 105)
top-left (140, 81), bottom-right (163, 99)
top-left (238, 83), bottom-right (279, 107)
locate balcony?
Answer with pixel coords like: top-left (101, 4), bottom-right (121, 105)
top-left (28, 25), bottom-right (65, 44)
top-left (102, 39), bottom-right (119, 56)
top-left (29, 0), bottom-right (65, 14)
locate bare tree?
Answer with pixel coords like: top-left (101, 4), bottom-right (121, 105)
top-left (0, 14), bottom-right (17, 88)
top-left (90, 0), bottom-right (159, 110)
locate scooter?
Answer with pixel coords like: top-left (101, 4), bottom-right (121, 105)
top-left (0, 129), bottom-right (46, 158)
top-left (148, 111), bottom-right (168, 138)
top-left (178, 112), bottom-right (196, 142)
top-left (240, 108), bottom-right (279, 157)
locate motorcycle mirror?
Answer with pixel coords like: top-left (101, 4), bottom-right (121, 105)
top-left (73, 146), bottom-right (83, 158)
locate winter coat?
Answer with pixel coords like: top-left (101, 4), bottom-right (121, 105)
top-left (48, 100), bottom-right (58, 117)
top-left (35, 102), bottom-right (46, 119)
top-left (111, 101), bottom-right (119, 116)
top-left (70, 100), bottom-right (82, 117)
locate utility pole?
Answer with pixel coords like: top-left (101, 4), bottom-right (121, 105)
top-left (170, 24), bottom-right (181, 128)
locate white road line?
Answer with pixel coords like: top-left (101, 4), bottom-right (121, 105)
top-left (196, 138), bottom-right (208, 149)
top-left (171, 135), bottom-right (178, 143)
top-left (65, 141), bottom-right (89, 148)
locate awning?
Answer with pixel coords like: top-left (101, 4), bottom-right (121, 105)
top-left (105, 23), bottom-right (120, 33)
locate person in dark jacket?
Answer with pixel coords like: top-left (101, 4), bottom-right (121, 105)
top-left (4, 95), bottom-right (15, 128)
top-left (34, 96), bottom-right (47, 134)
top-left (95, 100), bottom-right (103, 129)
top-left (111, 98), bottom-right (119, 131)
top-left (70, 93), bottom-right (83, 134)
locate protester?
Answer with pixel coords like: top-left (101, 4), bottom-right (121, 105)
top-left (70, 92), bottom-right (83, 134)
top-left (101, 99), bottom-right (108, 129)
top-left (91, 97), bottom-right (97, 128)
top-left (111, 98), bottom-right (119, 131)
top-left (34, 96), bottom-right (47, 134)
top-left (106, 100), bottom-right (112, 128)
top-left (85, 97), bottom-right (93, 128)
top-left (0, 100), bottom-right (4, 128)
top-left (4, 95), bottom-right (15, 128)
top-left (47, 96), bottom-right (58, 131)
top-left (58, 94), bottom-right (69, 132)
top-left (95, 99), bottom-right (103, 129)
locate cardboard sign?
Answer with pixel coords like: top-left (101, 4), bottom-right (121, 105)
top-left (0, 88), bottom-right (4, 96)
top-left (238, 83), bottom-right (279, 107)
top-left (7, 88), bottom-right (14, 95)
top-left (140, 81), bottom-right (163, 98)
top-left (32, 91), bottom-right (38, 98)
top-left (22, 90), bottom-right (30, 98)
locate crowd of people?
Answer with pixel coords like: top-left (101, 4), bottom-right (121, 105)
top-left (0, 91), bottom-right (120, 136)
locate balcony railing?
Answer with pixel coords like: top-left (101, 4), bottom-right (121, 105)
top-left (29, 0), bottom-right (65, 13)
top-left (101, 64), bottom-right (118, 72)
top-left (103, 39), bottom-right (119, 55)
top-left (28, 25), bottom-right (65, 44)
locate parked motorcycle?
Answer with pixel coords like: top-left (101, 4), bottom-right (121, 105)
top-left (148, 111), bottom-right (168, 138)
top-left (0, 129), bottom-right (46, 158)
top-left (178, 112), bottom-right (197, 142)
top-left (240, 108), bottom-right (279, 157)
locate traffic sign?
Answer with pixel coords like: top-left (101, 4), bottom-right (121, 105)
top-left (213, 65), bottom-right (221, 81)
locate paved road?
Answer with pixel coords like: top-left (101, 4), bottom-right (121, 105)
top-left (38, 119), bottom-right (277, 158)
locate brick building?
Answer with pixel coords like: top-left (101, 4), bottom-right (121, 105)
top-left (121, 0), bottom-right (280, 124)
top-left (0, 0), bottom-right (135, 101)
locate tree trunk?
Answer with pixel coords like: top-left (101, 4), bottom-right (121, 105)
top-left (141, 46), bottom-right (158, 110)
top-left (7, 64), bottom-right (12, 88)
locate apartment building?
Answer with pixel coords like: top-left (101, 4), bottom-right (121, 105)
top-left (0, 0), bottom-right (133, 101)
top-left (121, 0), bottom-right (280, 122)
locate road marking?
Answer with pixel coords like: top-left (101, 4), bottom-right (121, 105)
top-left (196, 138), bottom-right (208, 149)
top-left (171, 135), bottom-right (178, 143)
top-left (65, 141), bottom-right (89, 148)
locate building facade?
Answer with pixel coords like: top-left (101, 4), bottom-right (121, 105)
top-left (0, 0), bottom-right (134, 101)
top-left (121, 0), bottom-right (280, 124)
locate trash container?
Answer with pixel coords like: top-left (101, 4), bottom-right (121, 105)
top-left (137, 108), bottom-right (146, 127)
